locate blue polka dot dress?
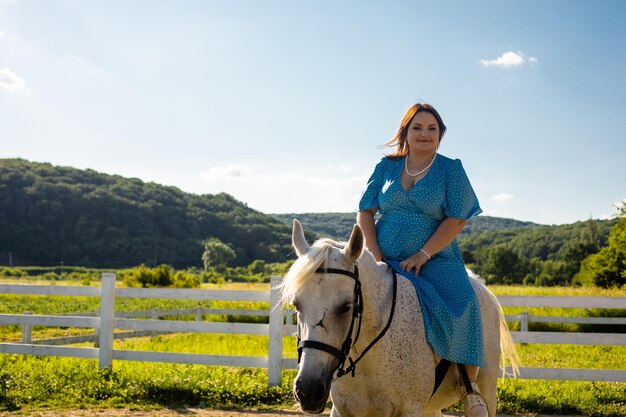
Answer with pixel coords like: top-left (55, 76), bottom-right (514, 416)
top-left (359, 154), bottom-right (486, 367)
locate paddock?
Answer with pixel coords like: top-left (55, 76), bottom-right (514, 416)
top-left (0, 274), bottom-right (625, 386)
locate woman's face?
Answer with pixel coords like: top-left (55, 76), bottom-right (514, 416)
top-left (406, 111), bottom-right (440, 155)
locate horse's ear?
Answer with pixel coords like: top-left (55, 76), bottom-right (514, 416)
top-left (292, 219), bottom-right (310, 257)
top-left (344, 224), bottom-right (364, 263)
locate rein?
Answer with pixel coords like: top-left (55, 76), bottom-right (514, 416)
top-left (297, 263), bottom-right (398, 378)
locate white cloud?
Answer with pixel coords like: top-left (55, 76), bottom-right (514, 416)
top-left (0, 30), bottom-right (4, 37)
top-left (491, 193), bottom-right (515, 203)
top-left (200, 164), bottom-right (253, 182)
top-left (0, 67), bottom-right (32, 96)
top-left (198, 164), bottom-right (368, 213)
top-left (478, 51), bottom-right (538, 68)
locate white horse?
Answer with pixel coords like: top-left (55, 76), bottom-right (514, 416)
top-left (281, 220), bottom-right (519, 417)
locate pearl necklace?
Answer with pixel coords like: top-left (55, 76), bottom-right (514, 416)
top-left (404, 153), bottom-right (437, 177)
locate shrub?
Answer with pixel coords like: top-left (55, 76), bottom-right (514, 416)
top-left (123, 265), bottom-right (158, 288)
top-left (123, 265), bottom-right (193, 288)
top-left (152, 264), bottom-right (174, 287)
top-left (172, 271), bottom-right (201, 288)
top-left (66, 271), bottom-right (96, 281)
top-left (0, 267), bottom-right (27, 277)
top-left (200, 270), bottom-right (225, 284)
top-left (41, 272), bottom-right (60, 280)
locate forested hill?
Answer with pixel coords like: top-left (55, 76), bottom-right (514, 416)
top-left (0, 159), bottom-right (298, 268)
top-left (271, 211), bottom-right (616, 286)
top-left (271, 212), bottom-right (539, 240)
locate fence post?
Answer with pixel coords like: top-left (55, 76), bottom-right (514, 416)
top-left (195, 306), bottom-right (203, 322)
top-left (21, 311), bottom-right (32, 343)
top-left (93, 309), bottom-right (100, 347)
top-left (268, 276), bottom-right (284, 387)
top-left (520, 311), bottom-right (529, 332)
top-left (98, 273), bottom-right (116, 369)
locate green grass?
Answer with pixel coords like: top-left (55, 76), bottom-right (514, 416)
top-left (0, 333), bottom-right (624, 415)
top-left (0, 355), bottom-right (296, 412)
top-left (498, 344), bottom-right (626, 416)
top-left (0, 282), bottom-right (625, 415)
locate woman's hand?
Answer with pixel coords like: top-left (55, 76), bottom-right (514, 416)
top-left (400, 250), bottom-right (429, 275)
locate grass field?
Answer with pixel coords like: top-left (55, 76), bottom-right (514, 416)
top-left (0, 280), bottom-right (625, 416)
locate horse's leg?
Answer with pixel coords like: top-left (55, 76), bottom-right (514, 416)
top-left (476, 309), bottom-right (500, 417)
top-left (476, 376), bottom-right (497, 417)
top-left (474, 280), bottom-right (517, 417)
top-left (423, 411), bottom-right (442, 417)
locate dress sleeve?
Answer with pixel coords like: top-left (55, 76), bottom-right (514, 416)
top-left (444, 159), bottom-right (482, 220)
top-left (358, 158), bottom-right (386, 211)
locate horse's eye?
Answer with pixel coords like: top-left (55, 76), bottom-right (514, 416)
top-left (337, 303), bottom-right (352, 315)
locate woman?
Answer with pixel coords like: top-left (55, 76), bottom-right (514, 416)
top-left (357, 103), bottom-right (488, 417)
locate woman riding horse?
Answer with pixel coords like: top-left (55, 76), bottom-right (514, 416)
top-left (357, 102), bottom-right (488, 417)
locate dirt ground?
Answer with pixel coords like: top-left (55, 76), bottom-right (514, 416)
top-left (0, 408), bottom-right (313, 417)
top-left (0, 409), bottom-right (485, 417)
top-left (0, 410), bottom-right (548, 417)
top-left (0, 410), bottom-right (571, 417)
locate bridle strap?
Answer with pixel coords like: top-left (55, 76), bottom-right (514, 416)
top-left (297, 263), bottom-right (397, 379)
top-left (297, 265), bottom-right (360, 368)
top-left (298, 340), bottom-right (345, 362)
top-left (339, 267), bottom-right (397, 377)
top-left (315, 267), bottom-right (358, 280)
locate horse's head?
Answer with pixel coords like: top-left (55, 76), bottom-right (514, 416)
top-left (282, 219), bottom-right (364, 414)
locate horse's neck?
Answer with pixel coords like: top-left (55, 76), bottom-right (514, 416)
top-left (357, 260), bottom-right (393, 339)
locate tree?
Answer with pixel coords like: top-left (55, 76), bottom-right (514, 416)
top-left (560, 239), bottom-right (597, 281)
top-left (480, 245), bottom-right (528, 284)
top-left (202, 238), bottom-right (236, 272)
top-left (576, 205), bottom-right (626, 288)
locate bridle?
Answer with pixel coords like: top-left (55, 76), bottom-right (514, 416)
top-left (297, 263), bottom-right (398, 379)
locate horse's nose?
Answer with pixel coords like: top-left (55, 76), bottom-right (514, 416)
top-left (294, 376), bottom-right (328, 413)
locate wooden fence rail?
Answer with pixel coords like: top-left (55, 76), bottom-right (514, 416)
top-left (17, 306), bottom-right (295, 347)
top-left (1, 274), bottom-right (625, 386)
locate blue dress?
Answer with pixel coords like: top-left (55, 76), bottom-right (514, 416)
top-left (358, 154), bottom-right (486, 367)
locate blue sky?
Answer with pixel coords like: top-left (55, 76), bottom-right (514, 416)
top-left (1, 0), bottom-right (624, 225)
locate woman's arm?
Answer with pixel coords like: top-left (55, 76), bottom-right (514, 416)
top-left (399, 217), bottom-right (468, 274)
top-left (356, 209), bottom-right (383, 262)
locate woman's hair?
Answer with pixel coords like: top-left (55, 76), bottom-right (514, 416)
top-left (383, 103), bottom-right (447, 159)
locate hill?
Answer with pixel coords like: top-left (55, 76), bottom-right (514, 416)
top-left (271, 212), bottom-right (539, 240)
top-left (1, 158), bottom-right (615, 286)
top-left (0, 159), bottom-right (301, 268)
top-left (271, 212), bottom-right (357, 240)
top-left (271, 211), bottom-right (615, 285)
top-left (458, 219), bottom-right (615, 264)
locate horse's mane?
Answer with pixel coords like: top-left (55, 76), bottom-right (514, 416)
top-left (280, 238), bottom-right (345, 304)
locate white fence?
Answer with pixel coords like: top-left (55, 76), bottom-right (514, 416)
top-left (499, 295), bottom-right (626, 382)
top-left (1, 274), bottom-right (625, 386)
top-left (0, 274), bottom-right (288, 386)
